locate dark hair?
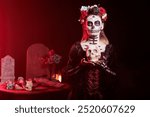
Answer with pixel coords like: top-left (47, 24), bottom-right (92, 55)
top-left (88, 7), bottom-right (99, 15)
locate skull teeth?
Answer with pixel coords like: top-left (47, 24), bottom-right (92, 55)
top-left (89, 30), bottom-right (100, 33)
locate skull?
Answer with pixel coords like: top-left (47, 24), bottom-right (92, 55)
top-left (86, 45), bottom-right (101, 62)
top-left (86, 15), bottom-right (104, 36)
top-left (25, 80), bottom-right (33, 91)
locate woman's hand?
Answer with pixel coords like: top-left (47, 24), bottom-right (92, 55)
top-left (80, 58), bottom-right (95, 66)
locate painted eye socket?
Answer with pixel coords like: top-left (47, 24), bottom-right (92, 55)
top-left (94, 21), bottom-right (100, 26)
top-left (87, 21), bottom-right (93, 26)
top-left (94, 49), bottom-right (98, 53)
top-left (88, 50), bottom-right (91, 53)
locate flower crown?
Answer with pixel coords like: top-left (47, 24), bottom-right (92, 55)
top-left (79, 5), bottom-right (107, 24)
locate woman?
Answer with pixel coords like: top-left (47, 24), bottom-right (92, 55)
top-left (64, 5), bottom-right (116, 99)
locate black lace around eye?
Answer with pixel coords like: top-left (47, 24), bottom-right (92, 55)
top-left (87, 21), bottom-right (93, 26)
top-left (94, 21), bottom-right (100, 26)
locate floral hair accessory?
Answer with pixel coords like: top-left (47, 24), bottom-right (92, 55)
top-left (79, 4), bottom-right (107, 24)
top-left (79, 6), bottom-right (89, 24)
top-left (99, 7), bottom-right (107, 21)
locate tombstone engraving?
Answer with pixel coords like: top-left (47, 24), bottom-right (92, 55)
top-left (26, 43), bottom-right (49, 79)
top-left (0, 55), bottom-right (15, 83)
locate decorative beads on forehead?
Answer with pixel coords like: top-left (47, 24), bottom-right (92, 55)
top-left (87, 15), bottom-right (101, 22)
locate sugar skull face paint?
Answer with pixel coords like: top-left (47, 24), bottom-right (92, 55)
top-left (86, 15), bottom-right (103, 36)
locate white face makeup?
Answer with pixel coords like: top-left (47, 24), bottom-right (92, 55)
top-left (86, 15), bottom-right (103, 36)
top-left (81, 14), bottom-right (106, 62)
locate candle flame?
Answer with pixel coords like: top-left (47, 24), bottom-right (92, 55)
top-left (56, 74), bottom-right (62, 82)
top-left (58, 75), bottom-right (62, 82)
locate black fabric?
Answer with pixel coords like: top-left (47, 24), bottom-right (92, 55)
top-left (63, 41), bottom-right (116, 99)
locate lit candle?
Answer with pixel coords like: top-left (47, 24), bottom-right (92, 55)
top-left (55, 74), bottom-right (62, 82)
top-left (58, 75), bottom-right (62, 82)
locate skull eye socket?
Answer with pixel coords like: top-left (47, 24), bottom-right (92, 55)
top-left (94, 21), bottom-right (100, 26)
top-left (94, 49), bottom-right (98, 53)
top-left (88, 50), bottom-right (91, 53)
top-left (87, 21), bottom-right (93, 26)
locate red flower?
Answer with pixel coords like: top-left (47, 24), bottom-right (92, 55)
top-left (99, 7), bottom-right (107, 21)
top-left (81, 11), bottom-right (88, 19)
top-left (80, 10), bottom-right (88, 24)
top-left (99, 7), bottom-right (106, 16)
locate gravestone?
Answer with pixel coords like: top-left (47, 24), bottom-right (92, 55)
top-left (26, 43), bottom-right (49, 79)
top-left (0, 55), bottom-right (15, 83)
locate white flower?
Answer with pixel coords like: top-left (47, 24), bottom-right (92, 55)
top-left (80, 6), bottom-right (88, 11)
top-left (102, 13), bottom-right (107, 19)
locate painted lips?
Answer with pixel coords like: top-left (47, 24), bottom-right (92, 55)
top-left (89, 30), bottom-right (100, 33)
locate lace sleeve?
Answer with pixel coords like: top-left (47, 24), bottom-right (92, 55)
top-left (63, 42), bottom-right (84, 80)
top-left (104, 44), bottom-right (118, 73)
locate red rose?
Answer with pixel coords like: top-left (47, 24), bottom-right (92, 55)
top-left (81, 10), bottom-right (88, 19)
top-left (99, 7), bottom-right (106, 16)
top-left (99, 7), bottom-right (107, 21)
top-left (80, 10), bottom-right (88, 24)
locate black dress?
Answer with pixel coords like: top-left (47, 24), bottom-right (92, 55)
top-left (64, 41), bottom-right (116, 100)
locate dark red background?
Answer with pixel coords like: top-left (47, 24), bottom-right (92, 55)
top-left (0, 0), bottom-right (149, 99)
